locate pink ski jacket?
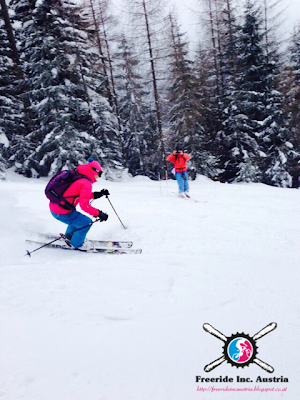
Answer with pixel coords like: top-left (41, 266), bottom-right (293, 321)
top-left (166, 153), bottom-right (191, 173)
top-left (49, 163), bottom-right (99, 216)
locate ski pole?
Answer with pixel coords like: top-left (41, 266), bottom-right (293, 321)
top-left (25, 236), bottom-right (62, 257)
top-left (25, 218), bottom-right (101, 257)
top-left (106, 195), bottom-right (127, 229)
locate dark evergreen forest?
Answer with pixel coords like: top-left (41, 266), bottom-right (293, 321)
top-left (0, 0), bottom-right (300, 187)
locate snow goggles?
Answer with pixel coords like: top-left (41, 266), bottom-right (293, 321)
top-left (92, 167), bottom-right (102, 176)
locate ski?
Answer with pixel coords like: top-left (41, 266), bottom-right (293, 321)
top-left (32, 234), bottom-right (133, 249)
top-left (172, 192), bottom-right (202, 203)
top-left (183, 195), bottom-right (201, 203)
top-left (25, 240), bottom-right (142, 255)
top-left (178, 194), bottom-right (201, 203)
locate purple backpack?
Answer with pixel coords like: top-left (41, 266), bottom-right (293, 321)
top-left (45, 170), bottom-right (91, 210)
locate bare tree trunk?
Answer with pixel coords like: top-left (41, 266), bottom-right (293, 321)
top-left (69, 20), bottom-right (97, 137)
top-left (263, 0), bottom-right (269, 65)
top-left (0, 0), bottom-right (20, 67)
top-left (213, 0), bottom-right (224, 95)
top-left (88, 0), bottom-right (113, 107)
top-left (225, 0), bottom-right (236, 81)
top-left (226, 0), bottom-right (234, 43)
top-left (207, 0), bottom-right (220, 99)
top-left (169, 14), bottom-right (180, 68)
top-left (0, 0), bottom-right (33, 128)
top-left (142, 0), bottom-right (166, 171)
top-left (87, 0), bottom-right (127, 167)
top-left (98, 6), bottom-right (121, 128)
top-left (97, 4), bottom-right (127, 167)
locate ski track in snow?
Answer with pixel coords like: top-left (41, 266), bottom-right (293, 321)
top-left (0, 171), bottom-right (300, 399)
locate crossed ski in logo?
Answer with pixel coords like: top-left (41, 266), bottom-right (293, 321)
top-left (203, 323), bottom-right (277, 373)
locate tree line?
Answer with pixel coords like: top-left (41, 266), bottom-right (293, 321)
top-left (0, 0), bottom-right (300, 187)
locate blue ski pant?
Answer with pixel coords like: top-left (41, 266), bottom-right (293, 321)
top-left (175, 171), bottom-right (189, 193)
top-left (51, 210), bottom-right (92, 248)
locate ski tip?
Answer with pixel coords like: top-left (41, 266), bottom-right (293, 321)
top-left (25, 250), bottom-right (31, 257)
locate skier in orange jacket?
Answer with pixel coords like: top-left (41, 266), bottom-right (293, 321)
top-left (166, 146), bottom-right (191, 198)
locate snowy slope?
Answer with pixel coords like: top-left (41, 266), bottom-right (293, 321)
top-left (0, 171), bottom-right (299, 400)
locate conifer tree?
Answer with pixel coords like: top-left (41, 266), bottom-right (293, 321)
top-left (202, 0), bottom-right (224, 129)
top-left (218, 0), bottom-right (239, 105)
top-left (257, 0), bottom-right (293, 187)
top-left (12, 0), bottom-right (122, 176)
top-left (126, 0), bottom-right (168, 178)
top-left (167, 13), bottom-right (208, 178)
top-left (0, 0), bottom-right (31, 174)
top-left (217, 0), bottom-right (292, 186)
top-left (0, 129), bottom-right (8, 179)
top-left (0, 156), bottom-right (6, 180)
top-left (217, 0), bottom-right (264, 182)
top-left (16, 0), bottom-right (91, 175)
top-left (279, 26), bottom-right (300, 187)
top-left (0, 6), bottom-right (21, 142)
top-left (62, 0), bottom-right (123, 177)
top-left (286, 25), bottom-right (300, 149)
top-left (114, 35), bottom-right (151, 176)
top-left (84, 0), bottom-right (126, 169)
top-left (197, 0), bottom-right (229, 176)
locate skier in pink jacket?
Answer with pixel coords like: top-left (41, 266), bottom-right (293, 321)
top-left (50, 159), bottom-right (109, 250)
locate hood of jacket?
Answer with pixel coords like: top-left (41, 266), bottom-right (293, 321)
top-left (77, 163), bottom-right (97, 183)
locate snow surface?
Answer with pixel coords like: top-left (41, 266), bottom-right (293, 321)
top-left (0, 171), bottom-right (299, 399)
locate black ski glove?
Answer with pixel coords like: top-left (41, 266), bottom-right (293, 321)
top-left (97, 210), bottom-right (108, 221)
top-left (93, 189), bottom-right (110, 199)
top-left (100, 189), bottom-right (110, 196)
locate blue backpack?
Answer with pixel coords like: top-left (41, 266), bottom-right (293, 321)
top-left (45, 170), bottom-right (91, 210)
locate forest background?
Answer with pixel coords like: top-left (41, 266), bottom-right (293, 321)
top-left (1, 0), bottom-right (300, 187)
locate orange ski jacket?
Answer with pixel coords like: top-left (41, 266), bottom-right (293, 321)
top-left (166, 153), bottom-right (191, 173)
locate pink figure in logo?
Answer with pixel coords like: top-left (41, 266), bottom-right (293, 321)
top-left (234, 339), bottom-right (252, 362)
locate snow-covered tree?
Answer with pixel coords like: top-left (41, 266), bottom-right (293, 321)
top-left (281, 25), bottom-right (300, 187)
top-left (217, 0), bottom-right (292, 186)
top-left (285, 25), bottom-right (300, 149)
top-left (194, 0), bottom-right (237, 179)
top-left (166, 13), bottom-right (209, 178)
top-left (0, 0), bottom-right (29, 173)
top-left (114, 35), bottom-right (151, 176)
top-left (84, 0), bottom-right (126, 169)
top-left (0, 129), bottom-right (9, 179)
top-left (11, 0), bottom-right (122, 176)
top-left (61, 0), bottom-right (123, 176)
top-left (126, 0), bottom-right (169, 176)
top-left (213, 0), bottom-right (264, 182)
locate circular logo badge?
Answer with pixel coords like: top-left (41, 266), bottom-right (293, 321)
top-left (223, 333), bottom-right (257, 368)
top-left (227, 337), bottom-right (253, 363)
